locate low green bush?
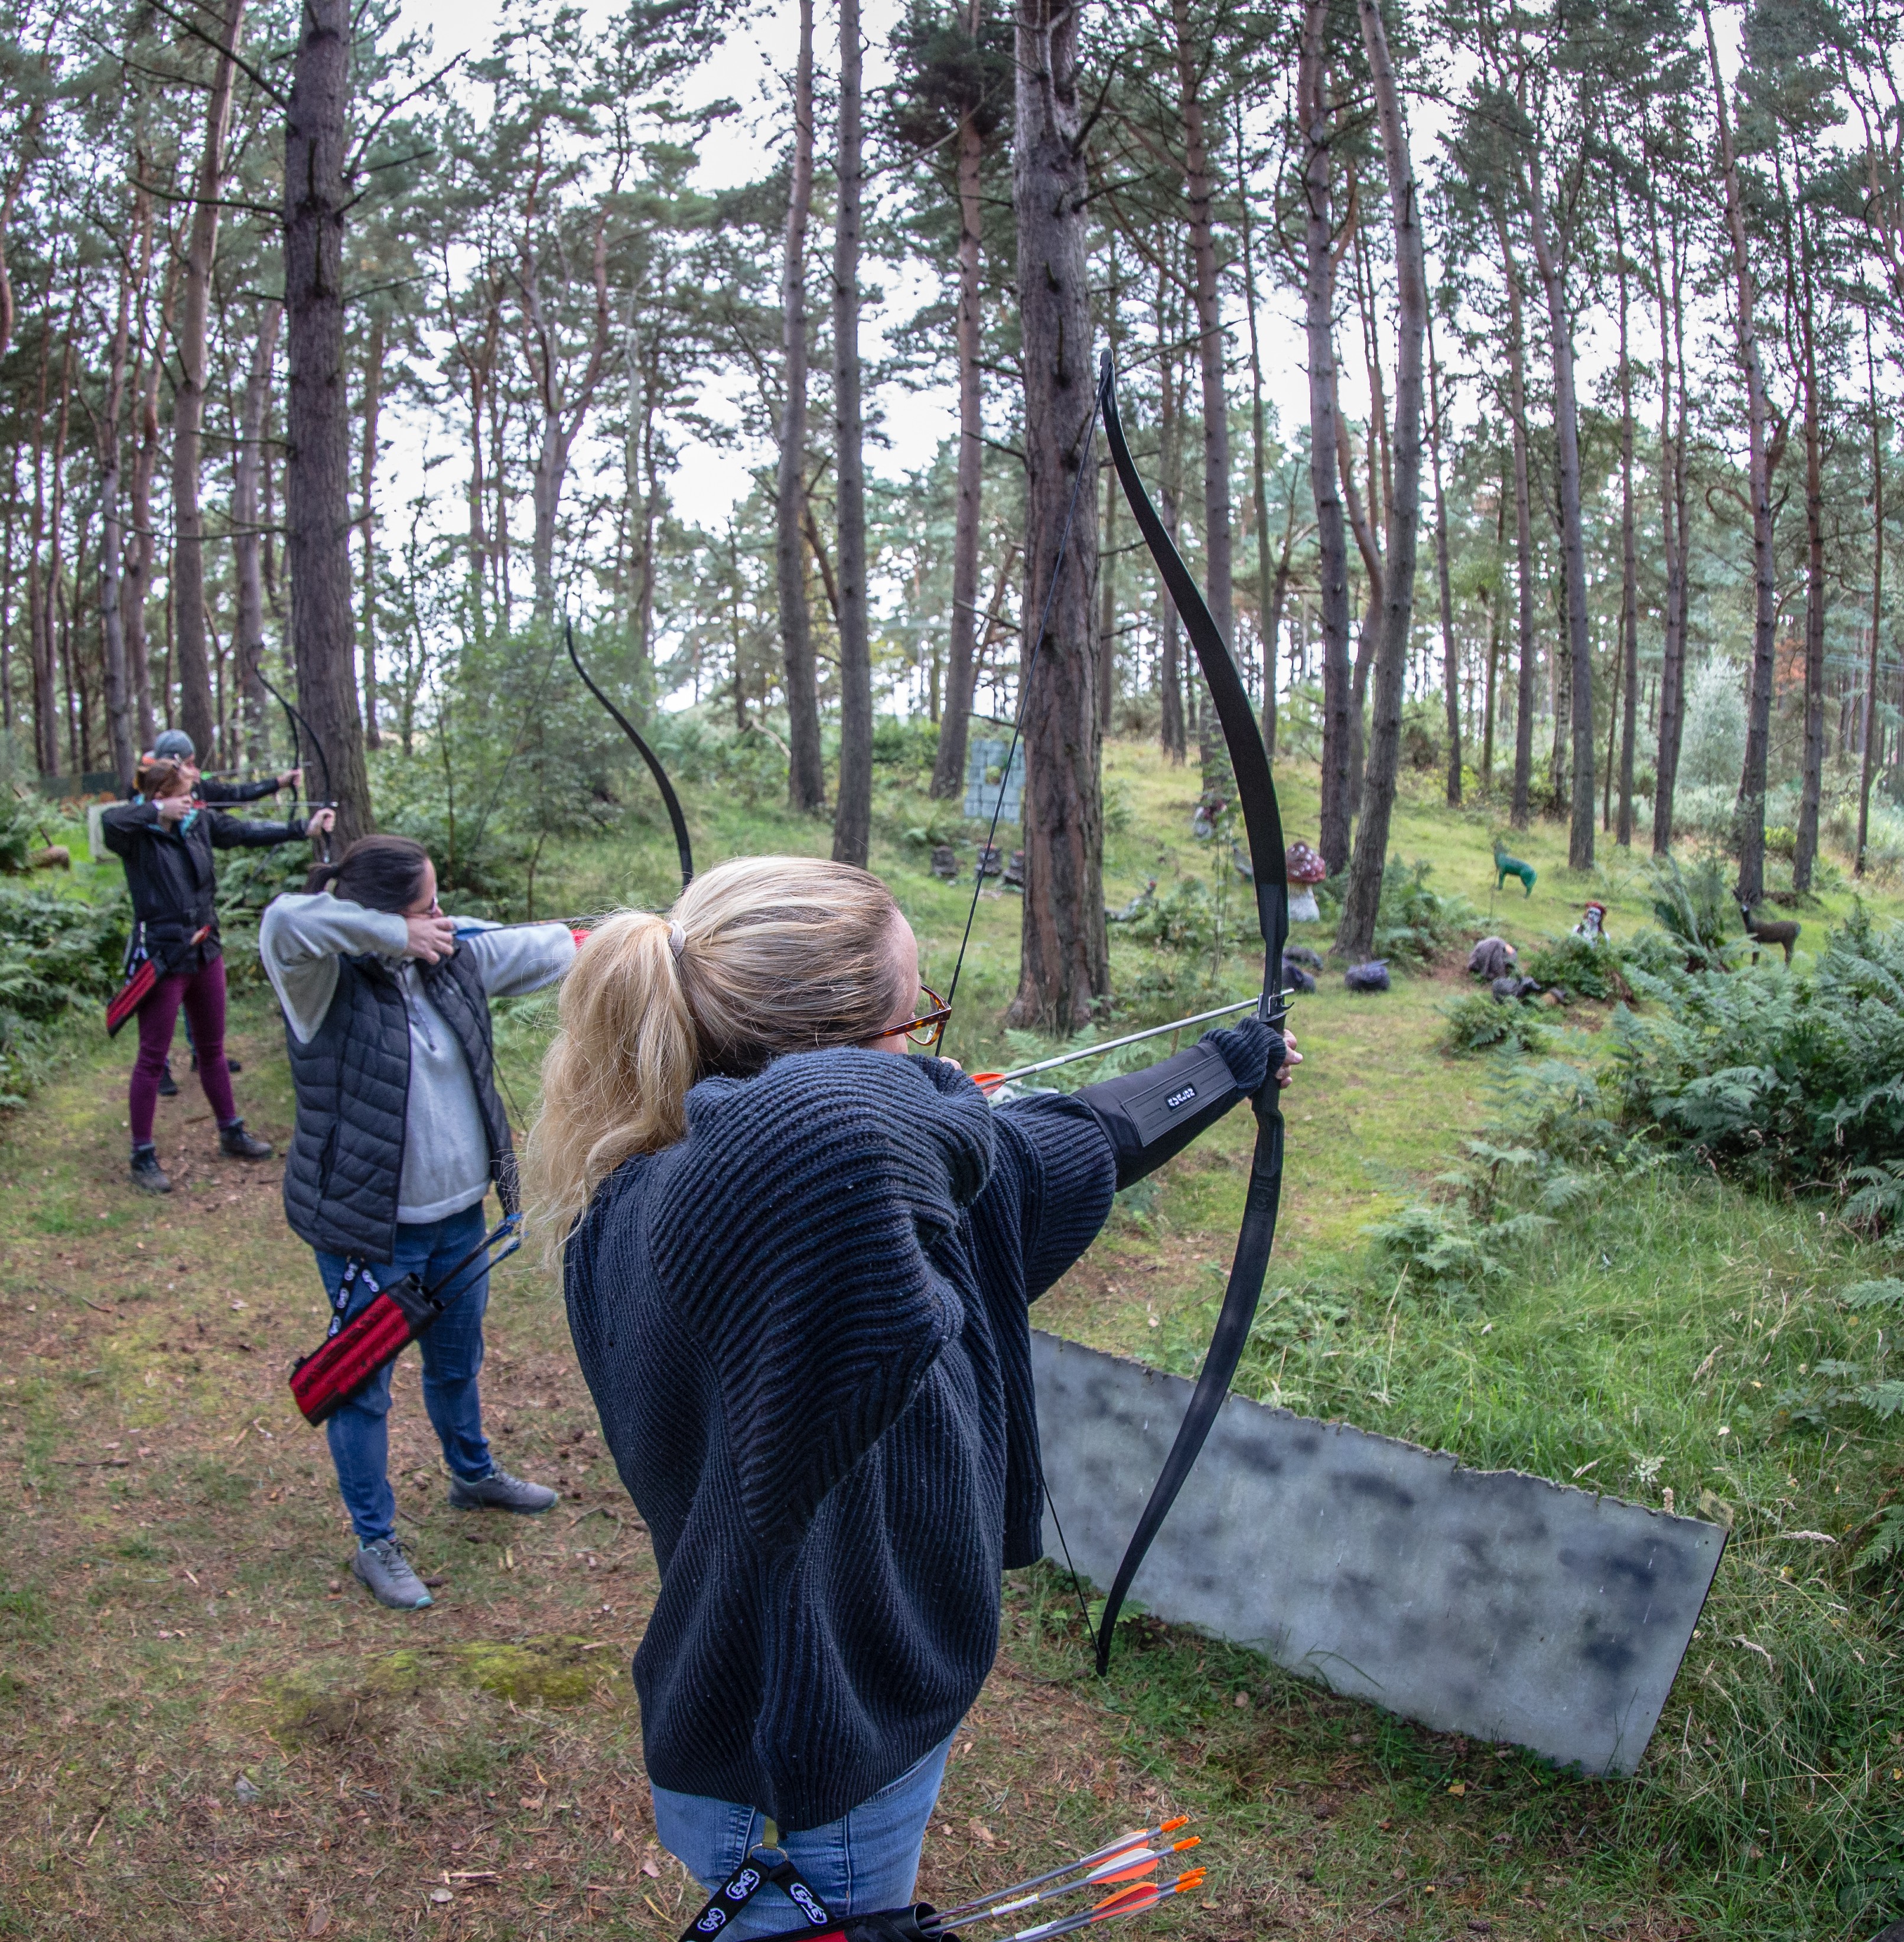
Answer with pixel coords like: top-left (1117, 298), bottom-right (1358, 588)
top-left (1372, 857), bottom-right (1478, 969)
top-left (1522, 932), bottom-right (1629, 1002)
top-left (1441, 991), bottom-right (1551, 1055)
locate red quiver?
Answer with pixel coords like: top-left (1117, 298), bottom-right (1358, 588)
top-left (288, 1272), bottom-right (440, 1426)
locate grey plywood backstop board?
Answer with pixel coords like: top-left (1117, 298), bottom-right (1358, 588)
top-left (1032, 1331), bottom-right (1726, 1776)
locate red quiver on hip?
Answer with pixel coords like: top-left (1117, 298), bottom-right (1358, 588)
top-left (288, 1272), bottom-right (439, 1426)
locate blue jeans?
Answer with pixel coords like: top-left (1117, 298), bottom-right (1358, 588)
top-left (653, 1736), bottom-right (955, 1940)
top-left (314, 1205), bottom-right (494, 1545)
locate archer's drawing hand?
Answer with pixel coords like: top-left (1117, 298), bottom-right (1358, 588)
top-left (1276, 1029), bottom-right (1301, 1088)
top-left (155, 795), bottom-right (192, 824)
top-left (305, 807), bottom-right (336, 840)
top-left (404, 912), bottom-right (457, 964)
top-left (277, 766), bottom-right (302, 792)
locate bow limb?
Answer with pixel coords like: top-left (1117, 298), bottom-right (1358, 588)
top-left (257, 670), bottom-right (334, 863)
top-left (565, 619), bottom-right (694, 893)
top-left (1089, 353), bottom-right (1291, 1676)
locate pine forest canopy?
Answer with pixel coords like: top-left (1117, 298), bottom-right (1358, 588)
top-left (2, 0), bottom-right (1904, 1014)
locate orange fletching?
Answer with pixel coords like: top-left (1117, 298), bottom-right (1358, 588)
top-left (1089, 1883), bottom-right (1162, 1919)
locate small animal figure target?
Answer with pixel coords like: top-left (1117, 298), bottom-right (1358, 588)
top-left (1492, 837), bottom-right (1537, 897)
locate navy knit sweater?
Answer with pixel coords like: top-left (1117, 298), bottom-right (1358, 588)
top-left (564, 1031), bottom-right (1274, 1829)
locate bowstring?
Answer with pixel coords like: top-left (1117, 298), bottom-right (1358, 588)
top-left (943, 390), bottom-right (1105, 1014)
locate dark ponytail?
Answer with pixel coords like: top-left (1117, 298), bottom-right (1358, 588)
top-left (305, 833), bottom-right (432, 912)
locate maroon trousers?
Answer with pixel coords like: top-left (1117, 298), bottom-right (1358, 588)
top-left (128, 954), bottom-right (236, 1147)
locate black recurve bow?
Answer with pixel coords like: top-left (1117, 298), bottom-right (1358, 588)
top-left (1090, 351), bottom-right (1290, 1674)
top-left (565, 618), bottom-right (694, 893)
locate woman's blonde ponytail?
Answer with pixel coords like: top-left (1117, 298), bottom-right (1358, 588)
top-left (525, 854), bottom-right (909, 1255)
top-left (525, 910), bottom-right (698, 1255)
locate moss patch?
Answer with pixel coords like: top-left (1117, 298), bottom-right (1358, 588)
top-left (369, 1635), bottom-right (622, 1708)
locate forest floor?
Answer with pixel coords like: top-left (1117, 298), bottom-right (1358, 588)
top-left (1, 741), bottom-right (1901, 1941)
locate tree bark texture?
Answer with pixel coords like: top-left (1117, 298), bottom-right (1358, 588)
top-left (1859, 314), bottom-right (1884, 876)
top-left (1648, 177), bottom-right (1687, 855)
top-left (359, 308), bottom-right (384, 749)
top-left (1237, 114), bottom-right (1276, 753)
top-left (285, 0), bottom-right (370, 841)
top-left (125, 186), bottom-right (177, 754)
top-left (1495, 208), bottom-right (1537, 830)
top-left (1010, 0), bottom-right (1105, 1030)
top-left (171, 0), bottom-right (246, 763)
top-left (1157, 274), bottom-right (1185, 764)
top-left (1301, 0), bottom-right (1352, 875)
top-left (1703, 7), bottom-right (1779, 907)
top-left (1522, 154), bottom-right (1593, 869)
top-left (1427, 313), bottom-right (1459, 805)
top-left (1791, 194), bottom-right (1825, 893)
top-left (233, 299), bottom-right (281, 768)
top-left (776, 0), bottom-right (825, 812)
top-left (930, 57), bottom-right (988, 801)
top-left (98, 233), bottom-right (136, 787)
top-left (1335, 0), bottom-right (1425, 965)
top-left (831, 0), bottom-right (874, 867)
top-left (1615, 219), bottom-right (1638, 847)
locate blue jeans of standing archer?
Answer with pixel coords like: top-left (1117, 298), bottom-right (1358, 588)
top-left (652, 1734), bottom-right (955, 1940)
top-left (313, 1204), bottom-right (495, 1546)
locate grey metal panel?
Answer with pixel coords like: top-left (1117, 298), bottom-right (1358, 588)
top-left (1032, 1330), bottom-right (1726, 1776)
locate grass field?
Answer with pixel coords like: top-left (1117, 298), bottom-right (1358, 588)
top-left (1, 741), bottom-right (1900, 1940)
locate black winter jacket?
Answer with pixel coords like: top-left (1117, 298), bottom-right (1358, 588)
top-left (102, 800), bottom-right (307, 973)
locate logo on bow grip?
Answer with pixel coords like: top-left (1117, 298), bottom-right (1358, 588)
top-left (1086, 353), bottom-right (1291, 1676)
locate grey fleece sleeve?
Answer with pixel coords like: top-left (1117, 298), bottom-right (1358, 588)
top-left (451, 919), bottom-right (577, 998)
top-left (259, 892), bottom-right (409, 1044)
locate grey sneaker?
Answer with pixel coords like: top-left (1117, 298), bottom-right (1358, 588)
top-left (447, 1467), bottom-right (559, 1515)
top-left (351, 1537), bottom-right (432, 1609)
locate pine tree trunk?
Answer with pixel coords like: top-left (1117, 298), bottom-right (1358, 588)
top-left (1792, 194), bottom-right (1825, 893)
top-left (99, 239), bottom-right (136, 787)
top-left (125, 230), bottom-right (174, 756)
top-left (1648, 178), bottom-right (1687, 855)
top-left (1236, 118), bottom-right (1276, 753)
top-left (35, 295), bottom-right (75, 775)
top-left (1495, 209), bottom-right (1537, 831)
top-left (233, 300), bottom-right (281, 767)
top-left (930, 71), bottom-right (987, 801)
top-left (285, 0), bottom-right (369, 842)
top-left (1009, 0), bottom-right (1105, 1029)
top-left (1616, 213), bottom-right (1638, 848)
top-left (1098, 453), bottom-right (1117, 731)
top-left (359, 310), bottom-right (384, 749)
top-left (1703, 7), bottom-right (1778, 907)
top-left (171, 0), bottom-right (246, 761)
top-left (831, 0), bottom-right (873, 867)
top-left (1427, 315), bottom-right (1459, 805)
top-left (1301, 0), bottom-right (1352, 874)
top-left (1858, 314), bottom-right (1885, 876)
top-left (1157, 281), bottom-right (1184, 764)
top-left (1334, 0), bottom-right (1424, 965)
top-left (777, 0), bottom-right (825, 811)
top-left (1523, 156), bottom-right (1593, 870)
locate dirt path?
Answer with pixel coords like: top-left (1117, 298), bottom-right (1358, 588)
top-left (0, 1004), bottom-right (1688, 1940)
